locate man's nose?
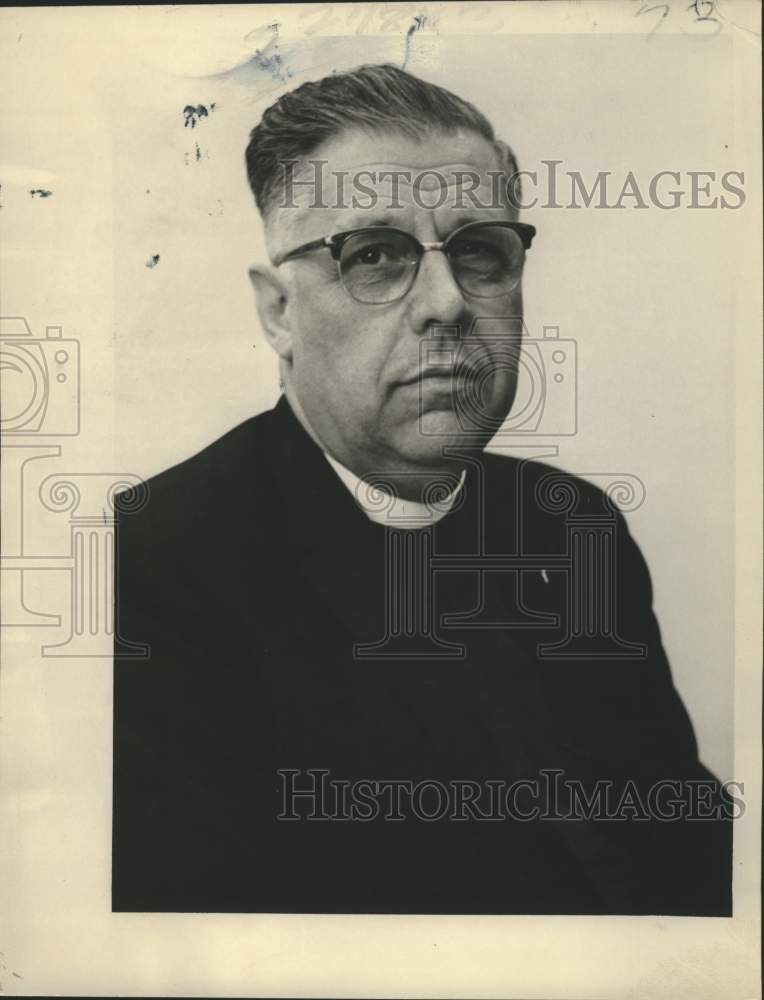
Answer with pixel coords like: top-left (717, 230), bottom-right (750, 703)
top-left (407, 248), bottom-right (466, 331)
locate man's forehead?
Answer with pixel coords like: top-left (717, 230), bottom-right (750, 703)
top-left (311, 126), bottom-right (502, 172)
top-left (265, 133), bottom-right (514, 253)
top-left (297, 156), bottom-right (500, 192)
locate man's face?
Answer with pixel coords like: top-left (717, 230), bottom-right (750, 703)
top-left (265, 127), bottom-right (526, 476)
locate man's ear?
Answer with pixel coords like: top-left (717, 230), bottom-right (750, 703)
top-left (248, 266), bottom-right (293, 362)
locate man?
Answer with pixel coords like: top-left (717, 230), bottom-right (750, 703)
top-left (113, 64), bottom-right (732, 914)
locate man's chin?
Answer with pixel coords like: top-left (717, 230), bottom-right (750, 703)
top-left (394, 408), bottom-right (495, 462)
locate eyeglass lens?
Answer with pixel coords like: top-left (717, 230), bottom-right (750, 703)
top-left (337, 225), bottom-right (526, 304)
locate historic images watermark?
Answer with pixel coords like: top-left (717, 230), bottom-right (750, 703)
top-left (344, 315), bottom-right (648, 663)
top-left (0, 315), bottom-right (149, 657)
top-left (277, 768), bottom-right (745, 823)
top-left (277, 159), bottom-right (747, 212)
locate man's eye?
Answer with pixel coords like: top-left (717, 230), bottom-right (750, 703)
top-left (349, 244), bottom-right (396, 267)
top-left (452, 240), bottom-right (495, 259)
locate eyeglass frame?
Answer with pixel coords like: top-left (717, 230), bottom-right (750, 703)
top-left (271, 219), bottom-right (537, 302)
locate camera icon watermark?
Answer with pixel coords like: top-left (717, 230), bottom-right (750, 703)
top-left (509, 325), bottom-right (577, 435)
top-left (1, 314), bottom-right (149, 656)
top-left (418, 319), bottom-right (577, 440)
top-left (0, 317), bottom-right (80, 436)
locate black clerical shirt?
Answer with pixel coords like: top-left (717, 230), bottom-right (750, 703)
top-left (112, 396), bottom-right (732, 914)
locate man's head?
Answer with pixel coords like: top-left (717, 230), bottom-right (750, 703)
top-left (246, 64), bottom-right (531, 487)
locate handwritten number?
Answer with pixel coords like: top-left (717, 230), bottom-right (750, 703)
top-left (635, 2), bottom-right (671, 34)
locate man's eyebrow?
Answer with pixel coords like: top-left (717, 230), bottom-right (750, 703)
top-left (332, 213), bottom-right (404, 232)
top-left (449, 214), bottom-right (494, 230)
top-left (325, 213), bottom-right (504, 244)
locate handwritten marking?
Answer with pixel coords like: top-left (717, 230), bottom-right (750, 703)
top-left (634, 0), bottom-right (722, 35)
top-left (635, 1), bottom-right (670, 34)
top-left (402, 15), bottom-right (427, 69)
top-left (183, 104), bottom-right (215, 128)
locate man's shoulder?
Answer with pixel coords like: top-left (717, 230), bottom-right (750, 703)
top-left (115, 407), bottom-right (279, 545)
top-left (482, 449), bottom-right (617, 519)
top-left (145, 408), bottom-right (273, 492)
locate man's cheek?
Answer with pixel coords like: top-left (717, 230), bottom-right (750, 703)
top-left (316, 278), bottom-right (354, 318)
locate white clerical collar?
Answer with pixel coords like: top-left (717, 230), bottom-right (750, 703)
top-left (323, 451), bottom-right (466, 529)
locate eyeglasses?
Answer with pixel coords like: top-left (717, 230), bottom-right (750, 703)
top-left (272, 220), bottom-right (536, 305)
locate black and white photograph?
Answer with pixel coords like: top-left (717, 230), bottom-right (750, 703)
top-left (0, 2), bottom-right (761, 996)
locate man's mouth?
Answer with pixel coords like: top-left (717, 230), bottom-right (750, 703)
top-left (401, 366), bottom-right (482, 387)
